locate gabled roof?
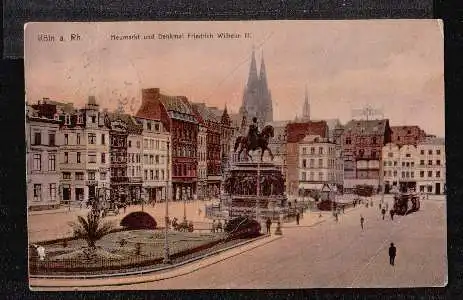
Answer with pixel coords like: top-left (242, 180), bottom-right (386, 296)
top-left (344, 119), bottom-right (389, 135)
top-left (191, 102), bottom-right (220, 123)
top-left (286, 120), bottom-right (328, 143)
top-left (159, 94), bottom-right (193, 115)
top-left (106, 112), bottom-right (143, 134)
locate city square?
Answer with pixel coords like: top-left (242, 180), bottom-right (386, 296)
top-left (25, 20), bottom-right (445, 289)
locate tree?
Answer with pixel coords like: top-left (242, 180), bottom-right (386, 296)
top-left (69, 212), bottom-right (113, 249)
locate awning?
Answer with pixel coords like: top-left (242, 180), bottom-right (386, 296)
top-left (299, 183), bottom-right (323, 190)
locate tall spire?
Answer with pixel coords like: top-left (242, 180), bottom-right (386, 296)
top-left (246, 46), bottom-right (258, 88)
top-left (303, 85), bottom-right (310, 120)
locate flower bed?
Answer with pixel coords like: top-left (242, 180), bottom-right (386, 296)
top-left (29, 229), bottom-right (261, 275)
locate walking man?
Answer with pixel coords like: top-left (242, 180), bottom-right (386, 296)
top-left (266, 217), bottom-right (272, 234)
top-left (390, 209), bottom-right (394, 220)
top-left (389, 243), bottom-right (397, 266)
top-left (296, 212), bottom-right (300, 225)
top-left (382, 208), bottom-right (386, 220)
top-left (360, 215), bottom-right (364, 230)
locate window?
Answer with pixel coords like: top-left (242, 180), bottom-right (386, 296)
top-left (64, 134), bottom-right (69, 145)
top-left (406, 162), bottom-right (410, 167)
top-left (436, 160), bottom-right (441, 165)
top-left (427, 186), bottom-right (432, 193)
top-left (101, 153), bottom-right (106, 163)
top-left (49, 183), bottom-right (56, 200)
top-left (132, 167), bottom-right (135, 177)
top-left (394, 161), bottom-right (397, 166)
top-left (161, 170), bottom-right (165, 180)
top-left (75, 172), bottom-right (84, 180)
top-left (420, 160), bottom-right (425, 165)
top-left (137, 141), bottom-right (140, 148)
top-left (319, 147), bottom-right (323, 155)
top-left (33, 184), bottom-right (42, 201)
top-left (147, 122), bottom-right (152, 130)
top-left (33, 153), bottom-right (41, 170)
top-left (383, 161), bottom-right (387, 166)
top-left (302, 159), bottom-right (307, 168)
top-left (345, 137), bottom-right (351, 145)
top-left (144, 170), bottom-right (148, 180)
top-left (77, 133), bottom-right (81, 145)
top-left (302, 147), bottom-right (307, 155)
top-left (128, 140), bottom-right (132, 148)
top-left (155, 123), bottom-right (160, 131)
top-left (372, 137), bottom-right (377, 144)
top-left (302, 172), bottom-right (306, 181)
top-left (393, 171), bottom-right (397, 176)
top-left (75, 152), bottom-right (81, 163)
top-left (150, 170), bottom-right (154, 180)
top-left (420, 150), bottom-right (424, 155)
top-left (405, 172), bottom-right (409, 178)
top-left (48, 132), bottom-right (55, 146)
top-left (371, 150), bottom-right (376, 158)
top-left (64, 152), bottom-right (69, 164)
top-left (319, 172), bottom-right (324, 181)
top-left (428, 160), bottom-right (432, 166)
top-left (150, 155), bottom-right (154, 165)
top-left (156, 140), bottom-right (160, 149)
top-left (428, 150), bottom-right (432, 155)
top-left (406, 153), bottom-right (411, 158)
top-left (150, 140), bottom-right (154, 149)
top-left (144, 139), bottom-right (148, 148)
top-left (65, 114), bottom-right (71, 125)
top-left (88, 133), bottom-right (96, 144)
top-left (436, 171), bottom-right (441, 178)
top-left (34, 132), bottom-right (41, 145)
top-left (100, 172), bottom-right (107, 180)
top-left (155, 170), bottom-right (159, 180)
top-left (155, 155), bottom-right (159, 164)
top-left (420, 171), bottom-right (424, 178)
top-left (310, 147), bottom-right (315, 155)
top-left (63, 172), bottom-right (71, 179)
top-left (411, 172), bottom-right (414, 178)
top-left (310, 159), bottom-right (314, 168)
top-left (309, 172), bottom-right (314, 181)
top-left (92, 116), bottom-right (96, 123)
top-left (402, 162), bottom-right (405, 167)
top-left (401, 171), bottom-right (405, 178)
top-left (88, 172), bottom-right (95, 180)
top-left (88, 154), bottom-right (96, 163)
top-left (77, 115), bottom-right (83, 124)
top-left (101, 134), bottom-right (106, 145)
top-left (384, 171), bottom-right (387, 177)
top-left (411, 162), bottom-right (414, 167)
top-left (428, 171), bottom-right (432, 177)
top-left (420, 186), bottom-right (425, 192)
top-left (48, 154), bottom-right (55, 171)
top-left (318, 159), bottom-right (323, 168)
top-left (436, 149), bottom-right (441, 155)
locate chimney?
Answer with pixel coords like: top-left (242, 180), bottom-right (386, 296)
top-left (142, 88), bottom-right (160, 105)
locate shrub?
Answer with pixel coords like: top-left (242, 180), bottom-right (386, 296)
top-left (120, 211), bottom-right (157, 230)
top-left (224, 217), bottom-right (261, 238)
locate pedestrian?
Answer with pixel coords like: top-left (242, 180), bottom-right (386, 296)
top-left (390, 209), bottom-right (394, 220)
top-left (335, 212), bottom-right (339, 222)
top-left (379, 203), bottom-right (382, 210)
top-left (389, 243), bottom-right (397, 266)
top-left (296, 212), bottom-right (300, 225)
top-left (360, 215), bottom-right (364, 230)
top-left (382, 208), bottom-right (386, 220)
top-left (266, 217), bottom-right (272, 234)
top-left (211, 220), bottom-right (216, 233)
top-left (385, 202), bottom-right (389, 211)
top-left (342, 206), bottom-right (345, 214)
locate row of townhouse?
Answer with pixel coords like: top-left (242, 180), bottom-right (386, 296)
top-left (382, 137), bottom-right (446, 194)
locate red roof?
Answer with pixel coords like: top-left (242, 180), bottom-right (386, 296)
top-left (286, 121), bottom-right (328, 143)
top-left (135, 88), bottom-right (163, 120)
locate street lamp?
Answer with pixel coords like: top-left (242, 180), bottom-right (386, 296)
top-left (256, 161), bottom-right (261, 230)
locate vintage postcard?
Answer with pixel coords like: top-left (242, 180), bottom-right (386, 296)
top-left (25, 20), bottom-right (446, 290)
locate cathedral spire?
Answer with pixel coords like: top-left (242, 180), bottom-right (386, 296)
top-left (246, 47), bottom-right (259, 88)
top-left (303, 85), bottom-right (310, 120)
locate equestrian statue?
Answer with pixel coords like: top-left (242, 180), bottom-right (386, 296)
top-left (234, 117), bottom-right (275, 161)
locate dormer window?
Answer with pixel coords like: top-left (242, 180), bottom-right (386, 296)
top-left (147, 122), bottom-right (152, 130)
top-left (65, 114), bottom-right (71, 125)
top-left (77, 114), bottom-right (84, 124)
top-left (155, 123), bottom-right (160, 131)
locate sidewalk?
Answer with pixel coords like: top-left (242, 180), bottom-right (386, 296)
top-left (30, 234), bottom-right (282, 289)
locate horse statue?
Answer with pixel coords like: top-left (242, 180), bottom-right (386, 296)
top-left (234, 124), bottom-right (275, 161)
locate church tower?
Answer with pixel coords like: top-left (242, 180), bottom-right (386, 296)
top-left (302, 85), bottom-right (310, 121)
top-left (240, 48), bottom-right (273, 128)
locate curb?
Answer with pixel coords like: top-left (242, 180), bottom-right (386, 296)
top-left (30, 234), bottom-right (282, 288)
top-left (282, 219), bottom-right (326, 228)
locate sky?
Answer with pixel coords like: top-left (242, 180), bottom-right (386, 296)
top-left (25, 20), bottom-right (444, 136)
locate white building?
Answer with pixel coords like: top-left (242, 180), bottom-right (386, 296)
top-left (416, 137), bottom-right (445, 195)
top-left (126, 116), bottom-right (143, 203)
top-left (298, 135), bottom-right (343, 194)
top-left (57, 97), bottom-right (110, 204)
top-left (26, 105), bottom-right (61, 211)
top-left (137, 117), bottom-right (171, 202)
top-left (197, 123), bottom-right (207, 200)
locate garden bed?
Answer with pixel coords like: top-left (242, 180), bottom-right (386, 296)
top-left (30, 229), bottom-right (263, 276)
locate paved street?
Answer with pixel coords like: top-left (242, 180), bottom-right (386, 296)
top-left (98, 195), bottom-right (446, 289)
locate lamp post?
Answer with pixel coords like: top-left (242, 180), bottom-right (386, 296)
top-left (256, 162), bottom-right (261, 229)
top-left (164, 140), bottom-right (171, 264)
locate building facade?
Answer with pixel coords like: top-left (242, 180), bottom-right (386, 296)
top-left (298, 135), bottom-right (343, 194)
top-left (286, 121), bottom-right (329, 196)
top-left (107, 115), bottom-right (129, 204)
top-left (136, 88), bottom-right (198, 201)
top-left (136, 88), bottom-right (173, 202)
top-left (26, 104), bottom-right (61, 210)
top-left (342, 119), bottom-right (392, 192)
top-left (382, 143), bottom-right (418, 193)
top-left (125, 116), bottom-right (143, 204)
top-left (416, 137), bottom-right (446, 195)
top-left (266, 120), bottom-right (289, 176)
top-left (191, 103), bottom-right (208, 200)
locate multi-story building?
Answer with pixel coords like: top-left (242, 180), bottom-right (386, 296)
top-left (136, 88), bottom-right (198, 201)
top-left (191, 104), bottom-right (208, 200)
top-left (286, 121), bottom-right (329, 195)
top-left (298, 135), bottom-right (343, 195)
top-left (382, 143), bottom-right (418, 193)
top-left (125, 116), bottom-right (143, 203)
top-left (342, 119), bottom-right (392, 192)
top-left (391, 125), bottom-right (426, 147)
top-left (416, 137), bottom-right (446, 195)
top-left (136, 89), bottom-right (172, 202)
top-left (52, 97), bottom-right (111, 204)
top-left (26, 104), bottom-right (61, 210)
top-left (266, 120), bottom-right (289, 174)
top-left (107, 113), bottom-right (129, 204)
